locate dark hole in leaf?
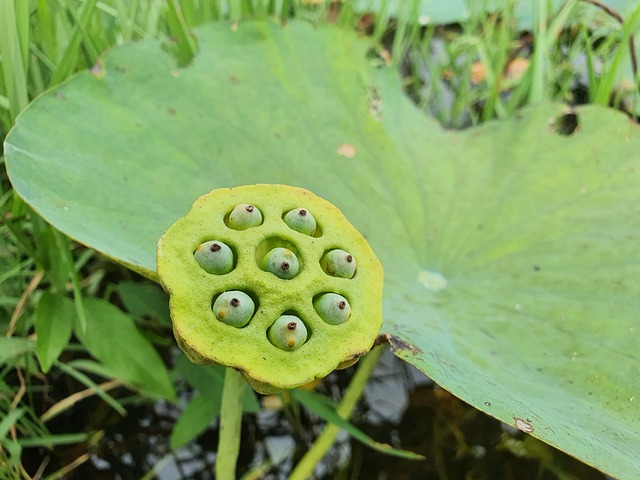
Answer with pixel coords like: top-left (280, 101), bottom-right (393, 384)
top-left (552, 112), bottom-right (579, 136)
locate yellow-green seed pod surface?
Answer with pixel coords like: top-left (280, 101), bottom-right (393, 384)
top-left (157, 185), bottom-right (383, 393)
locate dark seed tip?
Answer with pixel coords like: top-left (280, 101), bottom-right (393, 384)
top-left (338, 301), bottom-right (346, 309)
top-left (299, 209), bottom-right (307, 216)
top-left (210, 243), bottom-right (222, 252)
top-left (245, 205), bottom-right (254, 212)
top-left (280, 262), bottom-right (290, 270)
top-left (230, 298), bottom-right (240, 307)
top-left (346, 255), bottom-right (353, 262)
top-left (287, 322), bottom-right (297, 330)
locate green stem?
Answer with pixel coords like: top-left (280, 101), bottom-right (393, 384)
top-left (289, 344), bottom-right (386, 480)
top-left (216, 367), bottom-right (246, 480)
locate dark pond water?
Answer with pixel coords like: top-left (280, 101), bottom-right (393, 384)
top-left (21, 348), bottom-right (609, 479)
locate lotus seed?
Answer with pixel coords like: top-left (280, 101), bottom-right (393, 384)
top-left (228, 203), bottom-right (263, 230)
top-left (320, 249), bottom-right (356, 279)
top-left (267, 315), bottom-right (308, 351)
top-left (313, 293), bottom-right (352, 325)
top-left (213, 291), bottom-right (255, 327)
top-left (262, 247), bottom-right (300, 279)
top-left (193, 241), bottom-right (234, 274)
top-left (284, 208), bottom-right (316, 236)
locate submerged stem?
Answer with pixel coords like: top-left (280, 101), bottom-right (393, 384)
top-left (216, 367), bottom-right (246, 480)
top-left (289, 344), bottom-right (386, 480)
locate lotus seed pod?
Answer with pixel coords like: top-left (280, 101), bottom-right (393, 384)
top-left (228, 204), bottom-right (263, 230)
top-left (193, 241), bottom-right (234, 274)
top-left (212, 291), bottom-right (255, 328)
top-left (320, 249), bottom-right (356, 279)
top-left (267, 315), bottom-right (308, 351)
top-left (284, 208), bottom-right (316, 236)
top-left (261, 247), bottom-right (300, 279)
top-left (313, 293), bottom-right (352, 325)
top-left (157, 184), bottom-right (384, 394)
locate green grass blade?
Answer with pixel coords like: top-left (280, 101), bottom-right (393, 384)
top-left (50, 0), bottom-right (99, 86)
top-left (18, 432), bottom-right (90, 447)
top-left (0, 0), bottom-right (30, 121)
top-left (166, 0), bottom-right (198, 65)
top-left (593, 3), bottom-right (640, 105)
top-left (0, 408), bottom-right (25, 439)
top-left (55, 361), bottom-right (127, 416)
top-left (292, 389), bottom-right (424, 460)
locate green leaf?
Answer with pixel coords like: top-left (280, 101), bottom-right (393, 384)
top-left (117, 280), bottom-right (171, 326)
top-left (175, 353), bottom-right (259, 412)
top-left (170, 393), bottom-right (219, 450)
top-left (171, 354), bottom-right (260, 449)
top-left (0, 438), bottom-right (22, 469)
top-left (76, 297), bottom-right (176, 401)
top-left (18, 432), bottom-right (90, 447)
top-left (55, 360), bottom-right (127, 417)
top-left (0, 408), bottom-right (24, 439)
top-left (0, 337), bottom-right (33, 365)
top-left (35, 292), bottom-right (74, 372)
top-left (293, 389), bottom-right (424, 460)
top-left (4, 21), bottom-right (640, 478)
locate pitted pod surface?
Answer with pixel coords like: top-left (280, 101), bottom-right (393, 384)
top-left (157, 184), bottom-right (383, 393)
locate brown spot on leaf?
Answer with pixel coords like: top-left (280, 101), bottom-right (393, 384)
top-left (387, 334), bottom-right (423, 355)
top-left (167, 107), bottom-right (176, 115)
top-left (514, 417), bottom-right (534, 433)
top-left (373, 334), bottom-right (389, 347)
top-left (90, 61), bottom-right (103, 77)
top-left (337, 143), bottom-right (356, 158)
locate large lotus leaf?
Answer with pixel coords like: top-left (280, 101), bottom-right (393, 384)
top-left (4, 21), bottom-right (640, 478)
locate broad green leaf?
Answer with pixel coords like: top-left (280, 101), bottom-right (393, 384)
top-left (76, 297), bottom-right (176, 401)
top-left (292, 389), bottom-right (424, 460)
top-left (4, 21), bottom-right (640, 478)
top-left (117, 280), bottom-right (171, 326)
top-left (35, 292), bottom-right (74, 372)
